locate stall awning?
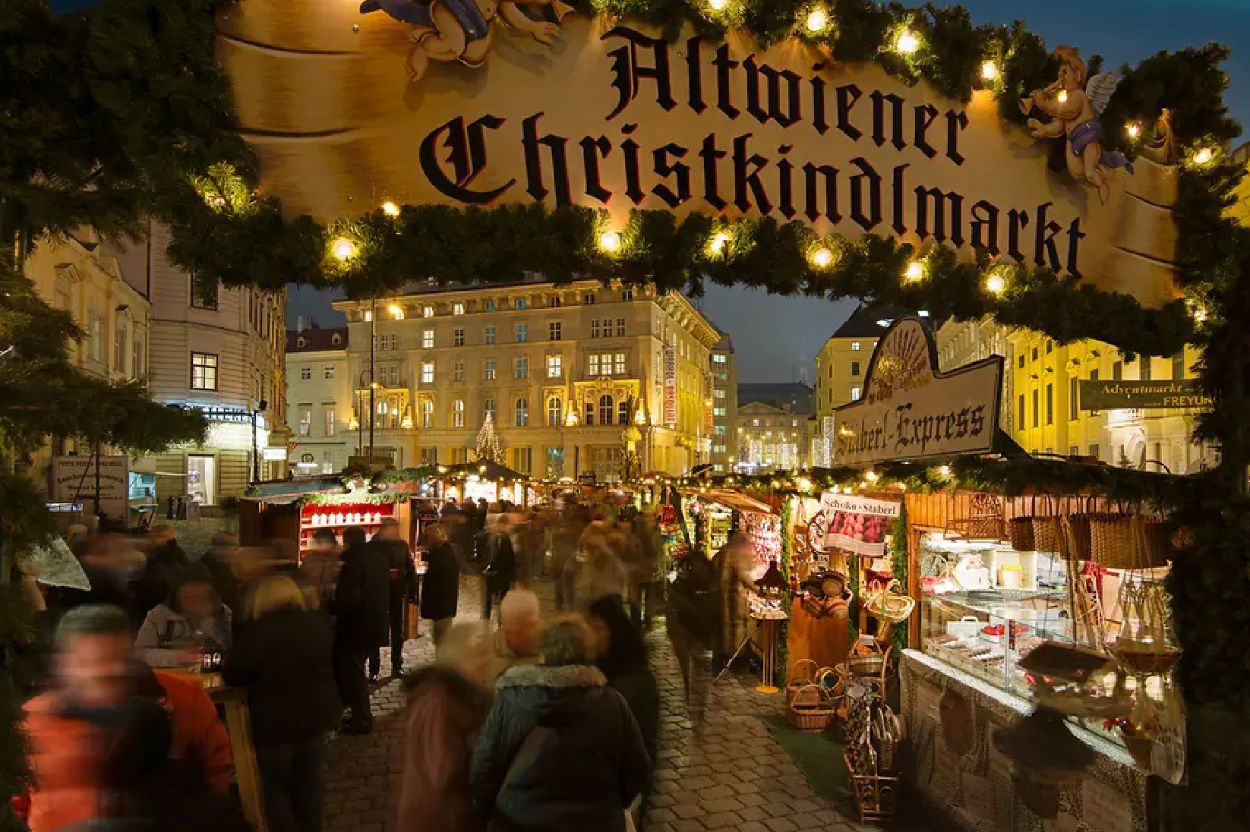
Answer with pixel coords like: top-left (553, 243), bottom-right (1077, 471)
top-left (681, 488), bottom-right (775, 515)
top-left (446, 460), bottom-right (525, 481)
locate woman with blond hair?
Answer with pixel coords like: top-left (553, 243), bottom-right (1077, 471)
top-left (470, 615), bottom-right (649, 832)
top-left (223, 575), bottom-right (339, 832)
top-left (398, 624), bottom-right (492, 832)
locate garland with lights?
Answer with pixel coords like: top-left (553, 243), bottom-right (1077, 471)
top-left (776, 496), bottom-right (794, 687)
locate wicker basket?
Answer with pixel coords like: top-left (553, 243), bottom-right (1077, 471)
top-left (1066, 513), bottom-right (1094, 560)
top-left (1090, 513), bottom-right (1167, 569)
top-left (785, 659), bottom-right (820, 705)
top-left (1030, 495), bottom-right (1062, 554)
top-left (1008, 494), bottom-right (1037, 551)
top-left (787, 683), bottom-right (835, 732)
top-left (846, 653), bottom-right (887, 678)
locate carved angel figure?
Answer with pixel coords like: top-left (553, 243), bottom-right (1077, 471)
top-left (1023, 46), bottom-right (1131, 204)
top-left (359, 0), bottom-right (573, 81)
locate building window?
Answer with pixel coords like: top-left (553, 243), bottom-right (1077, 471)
top-left (515, 323), bottom-right (528, 342)
top-left (548, 397), bottom-right (562, 427)
top-left (621, 289), bottom-right (633, 301)
top-left (1140, 357), bottom-right (1152, 381)
top-left (1031, 389), bottom-right (1039, 428)
top-left (713, 354), bottom-right (726, 364)
top-left (514, 357), bottom-right (528, 380)
top-left (452, 399), bottom-right (465, 427)
top-left (1090, 443), bottom-right (1100, 458)
top-left (191, 352), bottom-right (218, 390)
top-left (599, 395), bottom-right (614, 425)
top-left (1046, 340), bottom-right (1053, 354)
top-left (300, 367), bottom-right (311, 380)
top-left (589, 354), bottom-right (602, 376)
top-left (616, 318), bottom-right (626, 336)
top-left (591, 320), bottom-right (602, 339)
top-left (484, 359), bottom-right (497, 381)
top-left (113, 317), bottom-right (127, 373)
top-left (1031, 346), bottom-right (1039, 361)
top-left (618, 399), bottom-right (630, 425)
top-left (379, 365), bottom-right (398, 387)
top-left (421, 361), bottom-right (435, 384)
top-left (132, 332), bottom-right (144, 378)
top-left (451, 448), bottom-right (468, 464)
top-left (422, 305), bottom-right (434, 318)
top-left (714, 425), bottom-right (726, 435)
top-left (484, 325), bottom-right (496, 345)
top-left (378, 333), bottom-right (397, 351)
top-left (851, 341), bottom-right (861, 351)
top-left (484, 299), bottom-right (497, 313)
top-left (1070, 446), bottom-right (1080, 457)
top-left (452, 302), bottom-right (465, 315)
top-left (713, 407), bottom-right (726, 416)
top-left (88, 313), bottom-right (103, 362)
top-left (1113, 361), bottom-right (1123, 380)
top-left (324, 366), bottom-right (335, 379)
top-left (190, 276), bottom-right (219, 310)
top-left (851, 386), bottom-right (861, 400)
top-left (546, 355), bottom-right (562, 378)
top-left (546, 447), bottom-right (564, 476)
top-left (1070, 376), bottom-right (1079, 420)
top-left (516, 298), bottom-right (529, 311)
top-left (1172, 352), bottom-right (1186, 379)
top-left (298, 406), bottom-right (312, 436)
top-left (614, 352), bottom-right (626, 375)
top-left (549, 321), bottom-right (562, 341)
top-left (453, 359), bottom-right (465, 382)
top-left (713, 388), bottom-right (725, 398)
top-left (1018, 394), bottom-right (1026, 427)
top-left (583, 292), bottom-right (596, 304)
top-left (752, 419), bottom-right (759, 426)
top-left (514, 397), bottom-right (529, 427)
top-left (363, 309), bottom-right (373, 323)
top-left (484, 398), bottom-right (496, 419)
top-left (453, 328), bottom-right (465, 347)
top-left (1046, 383), bottom-right (1054, 426)
top-left (421, 399), bottom-right (434, 428)
top-left (851, 361), bottom-right (861, 376)
top-left (514, 447), bottom-right (532, 473)
top-left (584, 400), bottom-right (595, 426)
top-left (324, 407), bottom-right (335, 436)
top-left (422, 329), bottom-right (435, 349)
top-left (1017, 354), bottom-right (1025, 369)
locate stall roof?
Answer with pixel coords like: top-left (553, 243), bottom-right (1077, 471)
top-left (246, 477), bottom-right (346, 503)
top-left (682, 488), bottom-right (775, 515)
top-left (445, 459), bottom-right (525, 481)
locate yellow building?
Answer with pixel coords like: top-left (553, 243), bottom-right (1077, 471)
top-left (331, 278), bottom-right (719, 481)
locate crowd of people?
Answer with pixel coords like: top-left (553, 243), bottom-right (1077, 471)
top-left (15, 497), bottom-right (709, 832)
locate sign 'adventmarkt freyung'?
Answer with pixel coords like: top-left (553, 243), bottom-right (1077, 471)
top-left (220, 7), bottom-right (1181, 307)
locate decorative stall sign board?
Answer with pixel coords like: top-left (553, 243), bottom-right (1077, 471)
top-left (817, 491), bottom-right (901, 557)
top-left (51, 455), bottom-right (129, 520)
top-left (662, 346), bottom-right (678, 428)
top-left (833, 318), bottom-right (1002, 465)
top-left (219, 6), bottom-right (1182, 308)
top-left (1079, 379), bottom-right (1212, 410)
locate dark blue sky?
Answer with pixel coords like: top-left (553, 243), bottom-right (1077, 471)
top-left (287, 0), bottom-right (1250, 382)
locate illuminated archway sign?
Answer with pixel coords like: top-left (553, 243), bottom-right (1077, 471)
top-left (219, 5), bottom-right (1179, 307)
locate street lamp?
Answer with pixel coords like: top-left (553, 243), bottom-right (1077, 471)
top-left (251, 399), bottom-right (268, 484)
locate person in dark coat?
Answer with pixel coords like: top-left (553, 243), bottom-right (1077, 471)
top-left (587, 595), bottom-right (660, 829)
top-left (328, 526), bottom-right (388, 734)
top-left (482, 516), bottom-right (516, 622)
top-left (367, 518), bottom-right (420, 679)
top-left (198, 532), bottom-right (240, 616)
top-left (420, 523), bottom-right (460, 655)
top-left (138, 525), bottom-right (188, 614)
top-left (223, 575), bottom-right (339, 832)
top-left (469, 616), bottom-right (650, 832)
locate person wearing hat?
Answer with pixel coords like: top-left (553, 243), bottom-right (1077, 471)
top-left (135, 564), bottom-right (233, 668)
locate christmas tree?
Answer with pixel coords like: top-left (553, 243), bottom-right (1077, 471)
top-left (475, 413), bottom-right (503, 463)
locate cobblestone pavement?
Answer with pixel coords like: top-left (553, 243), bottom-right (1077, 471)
top-left (322, 578), bottom-right (875, 831)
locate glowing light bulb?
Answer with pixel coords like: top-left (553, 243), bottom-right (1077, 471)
top-left (708, 232), bottom-right (730, 255)
top-left (1056, 89), bottom-right (1069, 104)
top-left (1192, 147), bottom-right (1215, 165)
top-left (984, 272), bottom-right (1006, 295)
top-left (387, 303), bottom-right (404, 320)
top-left (331, 238), bottom-right (357, 262)
top-left (938, 465), bottom-right (952, 478)
top-left (1125, 122), bottom-right (1141, 139)
top-left (708, 0), bottom-right (727, 10)
top-left (598, 230), bottom-right (623, 253)
top-left (904, 260), bottom-right (925, 282)
top-left (1191, 303), bottom-right (1209, 323)
top-left (381, 201), bottom-right (400, 217)
top-left (865, 470), bottom-right (879, 482)
top-left (980, 60), bottom-right (999, 81)
top-left (805, 7), bottom-right (828, 32)
top-left (809, 247), bottom-right (834, 268)
top-left (895, 30), bottom-right (919, 54)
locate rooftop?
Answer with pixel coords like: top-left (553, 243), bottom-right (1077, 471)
top-left (287, 326), bottom-right (348, 353)
top-left (737, 382), bottom-right (814, 414)
top-left (830, 303), bottom-right (942, 339)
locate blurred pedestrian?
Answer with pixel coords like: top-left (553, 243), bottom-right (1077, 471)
top-left (23, 605), bottom-right (236, 832)
top-left (587, 595), bottom-right (659, 829)
top-left (138, 524), bottom-right (188, 614)
top-left (398, 624), bottom-right (492, 832)
top-left (632, 511), bottom-right (662, 628)
top-left (550, 514), bottom-right (579, 611)
top-left (199, 531), bottom-right (241, 615)
top-left (470, 616), bottom-right (650, 832)
top-left (713, 534), bottom-right (757, 670)
top-left (299, 528), bottom-right (341, 611)
top-left (421, 523), bottom-right (461, 656)
top-left (485, 589), bottom-right (543, 684)
top-left (667, 550), bottom-right (717, 724)
top-left (223, 576), bottom-right (339, 832)
top-left (482, 515), bottom-right (517, 621)
top-left (582, 534), bottom-right (627, 606)
top-left (135, 563), bottom-right (232, 668)
top-left (369, 518), bottom-right (420, 678)
top-left (329, 526), bottom-right (388, 734)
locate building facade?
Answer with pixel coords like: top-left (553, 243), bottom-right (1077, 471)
top-left (24, 231), bottom-right (152, 505)
top-left (935, 316), bottom-right (1014, 433)
top-left (110, 224), bottom-right (289, 504)
top-left (736, 401), bottom-right (810, 472)
top-left (709, 333), bottom-right (738, 472)
top-left (331, 279), bottom-right (720, 481)
top-left (285, 325), bottom-right (351, 475)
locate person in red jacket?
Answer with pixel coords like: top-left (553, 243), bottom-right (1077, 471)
top-left (21, 604), bottom-right (237, 832)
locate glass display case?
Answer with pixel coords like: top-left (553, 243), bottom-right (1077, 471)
top-left (918, 533), bottom-right (1070, 697)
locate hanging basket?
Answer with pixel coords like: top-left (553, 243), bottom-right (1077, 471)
top-left (864, 579), bottom-right (917, 625)
top-left (1030, 494), bottom-right (1062, 554)
top-left (944, 492), bottom-right (1006, 542)
top-left (1091, 513), bottom-right (1167, 569)
top-left (1008, 494), bottom-right (1038, 551)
